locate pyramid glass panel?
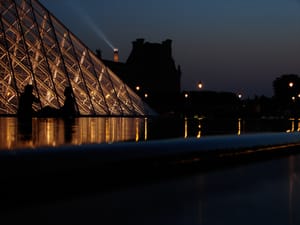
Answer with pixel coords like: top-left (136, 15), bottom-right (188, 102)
top-left (0, 0), bottom-right (155, 116)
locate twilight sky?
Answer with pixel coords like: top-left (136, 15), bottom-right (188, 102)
top-left (40, 0), bottom-right (300, 97)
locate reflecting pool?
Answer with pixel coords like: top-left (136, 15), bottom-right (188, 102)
top-left (0, 116), bottom-right (297, 150)
top-left (0, 117), bottom-right (148, 150)
top-left (1, 116), bottom-right (300, 225)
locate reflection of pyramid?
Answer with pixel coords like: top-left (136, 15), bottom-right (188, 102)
top-left (0, 0), bottom-right (154, 116)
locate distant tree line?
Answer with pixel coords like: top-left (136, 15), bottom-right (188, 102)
top-left (179, 74), bottom-right (300, 118)
top-left (240, 74), bottom-right (300, 118)
top-left (272, 74), bottom-right (300, 117)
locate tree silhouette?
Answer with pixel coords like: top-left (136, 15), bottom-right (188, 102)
top-left (273, 74), bottom-right (300, 112)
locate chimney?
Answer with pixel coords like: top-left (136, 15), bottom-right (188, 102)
top-left (113, 48), bottom-right (119, 62)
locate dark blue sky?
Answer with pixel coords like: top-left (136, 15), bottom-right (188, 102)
top-left (40, 0), bottom-right (300, 97)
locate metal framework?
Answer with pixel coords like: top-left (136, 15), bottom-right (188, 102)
top-left (0, 0), bottom-right (154, 116)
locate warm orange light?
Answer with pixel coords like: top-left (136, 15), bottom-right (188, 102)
top-left (136, 86), bottom-right (140, 91)
top-left (289, 82), bottom-right (294, 88)
top-left (197, 82), bottom-right (203, 89)
top-left (113, 48), bottom-right (119, 62)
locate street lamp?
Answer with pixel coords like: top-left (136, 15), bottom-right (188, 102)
top-left (197, 81), bottom-right (203, 89)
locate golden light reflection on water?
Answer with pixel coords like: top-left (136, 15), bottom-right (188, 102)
top-left (286, 118), bottom-right (300, 132)
top-left (184, 116), bottom-right (188, 138)
top-left (184, 116), bottom-right (244, 138)
top-left (0, 116), bottom-right (295, 150)
top-left (0, 117), bottom-right (147, 150)
top-left (237, 118), bottom-right (242, 135)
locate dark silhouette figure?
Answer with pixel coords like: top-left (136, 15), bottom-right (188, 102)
top-left (17, 84), bottom-right (40, 119)
top-left (61, 86), bottom-right (77, 118)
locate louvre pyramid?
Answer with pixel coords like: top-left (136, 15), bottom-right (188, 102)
top-left (0, 0), bottom-right (155, 116)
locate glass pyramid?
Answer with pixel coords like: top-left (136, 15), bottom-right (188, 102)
top-left (0, 0), bottom-right (155, 116)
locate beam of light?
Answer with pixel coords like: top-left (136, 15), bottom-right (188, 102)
top-left (66, 1), bottom-right (115, 50)
top-left (81, 14), bottom-right (115, 50)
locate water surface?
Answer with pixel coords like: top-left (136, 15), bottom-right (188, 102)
top-left (0, 116), bottom-right (297, 150)
top-left (2, 153), bottom-right (300, 225)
